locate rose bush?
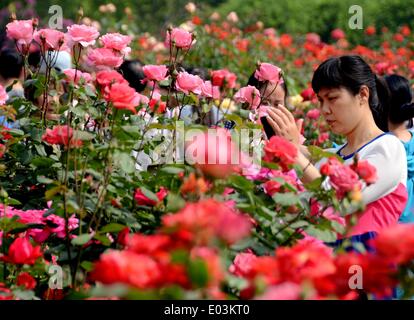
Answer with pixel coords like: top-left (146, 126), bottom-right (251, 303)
top-left (0, 6), bottom-right (414, 300)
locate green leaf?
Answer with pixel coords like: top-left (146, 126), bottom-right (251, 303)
top-left (161, 166), bottom-right (185, 175)
top-left (80, 261), bottom-right (94, 272)
top-left (140, 186), bottom-right (159, 202)
top-left (165, 193), bottom-right (186, 212)
top-left (8, 128), bottom-right (24, 136)
top-left (34, 144), bottom-right (47, 157)
top-left (99, 223), bottom-right (126, 234)
top-left (289, 220), bottom-right (310, 229)
top-left (45, 185), bottom-right (64, 200)
top-left (71, 233), bottom-right (94, 246)
top-left (272, 193), bottom-right (299, 206)
top-left (229, 175), bottom-right (254, 190)
top-left (308, 146), bottom-right (343, 163)
top-left (37, 176), bottom-right (55, 184)
top-left (114, 152), bottom-right (135, 174)
top-left (224, 113), bottom-right (243, 126)
top-left (73, 130), bottom-right (94, 141)
top-left (6, 198), bottom-right (22, 205)
top-left (304, 225), bottom-right (337, 242)
top-left (188, 258), bottom-right (209, 288)
top-left (93, 234), bottom-right (112, 246)
top-left (12, 289), bottom-right (36, 300)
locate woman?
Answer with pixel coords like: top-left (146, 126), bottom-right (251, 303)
top-left (266, 55), bottom-right (408, 247)
top-left (384, 74), bottom-right (414, 223)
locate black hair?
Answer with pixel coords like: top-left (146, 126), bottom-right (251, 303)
top-left (0, 48), bottom-right (23, 80)
top-left (247, 72), bottom-right (288, 105)
top-left (118, 59), bottom-right (146, 93)
top-left (384, 74), bottom-right (414, 128)
top-left (185, 66), bottom-right (209, 80)
top-left (311, 55), bottom-right (390, 132)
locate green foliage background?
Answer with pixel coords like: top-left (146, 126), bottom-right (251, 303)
top-left (0, 0), bottom-right (413, 45)
top-left (218, 0), bottom-right (414, 44)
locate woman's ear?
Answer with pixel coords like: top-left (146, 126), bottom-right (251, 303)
top-left (359, 85), bottom-right (370, 105)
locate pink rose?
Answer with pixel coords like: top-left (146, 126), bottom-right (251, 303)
top-left (0, 85), bottom-right (8, 105)
top-left (326, 160), bottom-right (362, 197)
top-left (67, 24), bottom-right (100, 47)
top-left (200, 81), bottom-right (220, 99)
top-left (142, 65), bottom-right (168, 82)
top-left (254, 62), bottom-right (283, 83)
top-left (256, 282), bottom-right (302, 300)
top-left (33, 29), bottom-right (66, 51)
top-left (211, 69), bottom-right (237, 89)
top-left (104, 83), bottom-right (148, 113)
top-left (317, 132), bottom-right (330, 145)
top-left (96, 70), bottom-right (127, 88)
top-left (185, 128), bottom-right (241, 178)
top-left (331, 28), bottom-right (346, 40)
top-left (175, 71), bottom-right (203, 94)
top-left (100, 33), bottom-right (132, 55)
top-left (6, 19), bottom-right (34, 47)
top-left (234, 85), bottom-right (261, 109)
top-left (64, 69), bottom-right (92, 84)
top-left (229, 251), bottom-right (258, 277)
top-left (165, 28), bottom-right (193, 49)
top-left (306, 108), bottom-right (320, 120)
top-left (306, 33), bottom-right (321, 44)
top-left (87, 48), bottom-right (124, 69)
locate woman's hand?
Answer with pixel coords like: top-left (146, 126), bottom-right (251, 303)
top-left (266, 105), bottom-right (302, 145)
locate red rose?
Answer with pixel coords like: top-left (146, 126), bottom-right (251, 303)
top-left (263, 136), bottom-right (298, 170)
top-left (134, 187), bottom-right (168, 206)
top-left (211, 69), bottom-right (237, 89)
top-left (365, 26), bottom-right (376, 36)
top-left (263, 180), bottom-right (282, 196)
top-left (372, 224), bottom-right (414, 264)
top-left (2, 237), bottom-right (43, 265)
top-left (17, 272), bottom-right (37, 290)
top-left (300, 87), bottom-right (316, 101)
top-left (0, 283), bottom-right (13, 300)
top-left (162, 199), bottom-right (252, 245)
top-left (127, 234), bottom-right (171, 255)
top-left (91, 250), bottom-right (162, 289)
top-left (351, 160), bottom-right (377, 185)
top-left (42, 125), bottom-right (83, 148)
top-left (96, 70), bottom-right (128, 88)
top-left (276, 241), bottom-right (335, 284)
top-left (104, 83), bottom-right (149, 113)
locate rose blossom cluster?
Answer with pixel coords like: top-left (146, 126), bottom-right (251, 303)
top-left (229, 232), bottom-right (410, 300)
top-left (320, 157), bottom-right (377, 199)
top-left (90, 199), bottom-right (252, 298)
top-left (0, 205), bottom-right (79, 243)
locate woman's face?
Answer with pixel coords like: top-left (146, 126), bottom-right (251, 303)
top-left (260, 82), bottom-right (286, 107)
top-left (317, 87), bottom-right (363, 135)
